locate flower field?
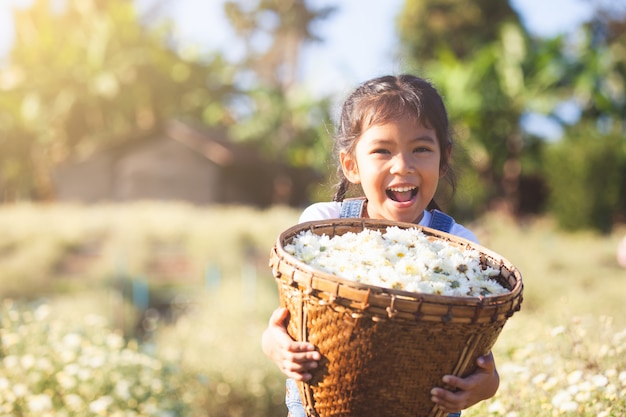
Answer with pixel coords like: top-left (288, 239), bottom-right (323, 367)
top-left (0, 202), bottom-right (624, 416)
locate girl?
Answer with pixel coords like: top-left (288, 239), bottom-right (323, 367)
top-left (261, 74), bottom-right (499, 416)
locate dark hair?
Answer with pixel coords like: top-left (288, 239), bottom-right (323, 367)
top-left (332, 74), bottom-right (456, 209)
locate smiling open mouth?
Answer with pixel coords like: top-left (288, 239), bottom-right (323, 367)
top-left (386, 186), bottom-right (417, 203)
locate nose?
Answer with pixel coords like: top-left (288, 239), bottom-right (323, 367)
top-left (390, 152), bottom-right (415, 175)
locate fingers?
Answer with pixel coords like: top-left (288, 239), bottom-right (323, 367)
top-left (268, 338), bottom-right (321, 381)
top-left (442, 374), bottom-right (471, 391)
top-left (476, 351), bottom-right (496, 372)
top-left (431, 352), bottom-right (500, 411)
top-left (430, 374), bottom-right (469, 412)
top-left (277, 341), bottom-right (321, 381)
top-left (280, 350), bottom-right (320, 381)
top-left (263, 307), bottom-right (323, 380)
top-left (268, 306), bottom-right (290, 327)
top-left (430, 385), bottom-right (464, 413)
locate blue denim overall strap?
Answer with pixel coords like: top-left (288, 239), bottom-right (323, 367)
top-left (339, 198), bottom-right (366, 218)
top-left (428, 209), bottom-right (454, 233)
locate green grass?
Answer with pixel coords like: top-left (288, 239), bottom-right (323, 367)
top-left (0, 203), bottom-right (624, 416)
top-left (472, 213), bottom-right (626, 327)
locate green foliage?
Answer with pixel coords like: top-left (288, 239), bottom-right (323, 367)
top-left (0, 202), bottom-right (301, 301)
top-left (420, 38), bottom-right (524, 216)
top-left (398, 0), bottom-right (626, 232)
top-left (0, 0), bottom-right (334, 204)
top-left (0, 0), bottom-right (236, 200)
top-left (222, 0), bottom-right (335, 178)
top-left (543, 126), bottom-right (626, 232)
top-left (228, 85), bottom-right (333, 172)
top-left (398, 0), bottom-right (522, 60)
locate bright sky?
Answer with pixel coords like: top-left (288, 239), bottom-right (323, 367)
top-left (143, 0), bottom-right (595, 140)
top-left (0, 0), bottom-right (594, 138)
top-left (152, 0), bottom-right (593, 97)
top-left (0, 0), bottom-right (593, 80)
top-left (158, 0), bottom-right (593, 94)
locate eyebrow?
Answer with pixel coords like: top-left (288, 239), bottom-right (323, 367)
top-left (413, 135), bottom-right (438, 144)
top-left (368, 135), bottom-right (437, 145)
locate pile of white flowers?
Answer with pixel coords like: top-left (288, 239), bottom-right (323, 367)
top-left (0, 300), bottom-right (190, 416)
top-left (285, 226), bottom-right (508, 297)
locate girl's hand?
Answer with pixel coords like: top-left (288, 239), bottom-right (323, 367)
top-left (261, 307), bottom-right (321, 381)
top-left (430, 351), bottom-right (500, 413)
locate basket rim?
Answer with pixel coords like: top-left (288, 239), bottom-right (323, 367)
top-left (273, 218), bottom-right (523, 305)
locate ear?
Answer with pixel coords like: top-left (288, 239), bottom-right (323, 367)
top-left (340, 150), bottom-right (361, 184)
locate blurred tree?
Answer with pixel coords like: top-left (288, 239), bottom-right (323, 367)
top-left (225, 0), bottom-right (335, 91)
top-left (398, 0), bottom-right (522, 60)
top-left (539, 2), bottom-right (626, 231)
top-left (568, 4), bottom-right (626, 131)
top-left (0, 0), bottom-right (236, 201)
top-left (543, 124), bottom-right (625, 232)
top-left (398, 0), bottom-right (626, 231)
top-left (399, 0), bottom-right (532, 217)
top-left (222, 0), bottom-right (336, 181)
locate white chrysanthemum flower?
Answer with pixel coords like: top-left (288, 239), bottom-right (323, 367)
top-left (64, 394), bottom-right (84, 411)
top-left (559, 400), bottom-right (579, 413)
top-left (89, 396), bottom-right (114, 413)
top-left (106, 333), bottom-right (125, 350)
top-left (27, 394), bottom-right (53, 412)
top-left (447, 279), bottom-right (472, 297)
top-left (20, 354), bottom-right (35, 370)
top-left (56, 372), bottom-right (77, 390)
top-left (591, 374), bottom-right (609, 388)
top-left (34, 304), bottom-right (50, 321)
top-left (36, 357), bottom-right (54, 373)
top-left (488, 400), bottom-right (506, 414)
top-left (568, 370), bottom-right (584, 385)
top-left (12, 383), bottom-right (28, 398)
top-left (477, 279), bottom-right (509, 296)
top-left (289, 226), bottom-right (508, 296)
top-left (115, 380), bottom-right (131, 400)
top-left (1, 332), bottom-right (19, 349)
top-left (550, 326), bottom-right (566, 337)
top-left (63, 333), bottom-right (82, 350)
top-left (3, 355), bottom-right (18, 369)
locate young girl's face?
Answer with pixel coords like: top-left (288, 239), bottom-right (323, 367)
top-left (340, 114), bottom-right (445, 224)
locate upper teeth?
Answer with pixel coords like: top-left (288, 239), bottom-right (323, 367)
top-left (388, 186), bottom-right (415, 192)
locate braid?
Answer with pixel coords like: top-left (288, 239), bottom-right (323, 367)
top-left (333, 177), bottom-right (350, 202)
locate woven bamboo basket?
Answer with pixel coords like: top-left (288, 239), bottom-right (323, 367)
top-left (269, 219), bottom-right (523, 417)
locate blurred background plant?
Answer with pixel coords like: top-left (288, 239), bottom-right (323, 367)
top-left (0, 0), bottom-right (625, 231)
top-left (0, 299), bottom-right (193, 416)
top-left (0, 203), bottom-right (624, 416)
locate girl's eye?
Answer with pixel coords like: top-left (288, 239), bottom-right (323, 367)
top-left (414, 146), bottom-right (432, 153)
top-left (372, 148), bottom-right (390, 155)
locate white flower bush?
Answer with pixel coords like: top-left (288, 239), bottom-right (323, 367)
top-left (285, 227), bottom-right (507, 296)
top-left (466, 315), bottom-right (626, 416)
top-left (0, 300), bottom-right (190, 416)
